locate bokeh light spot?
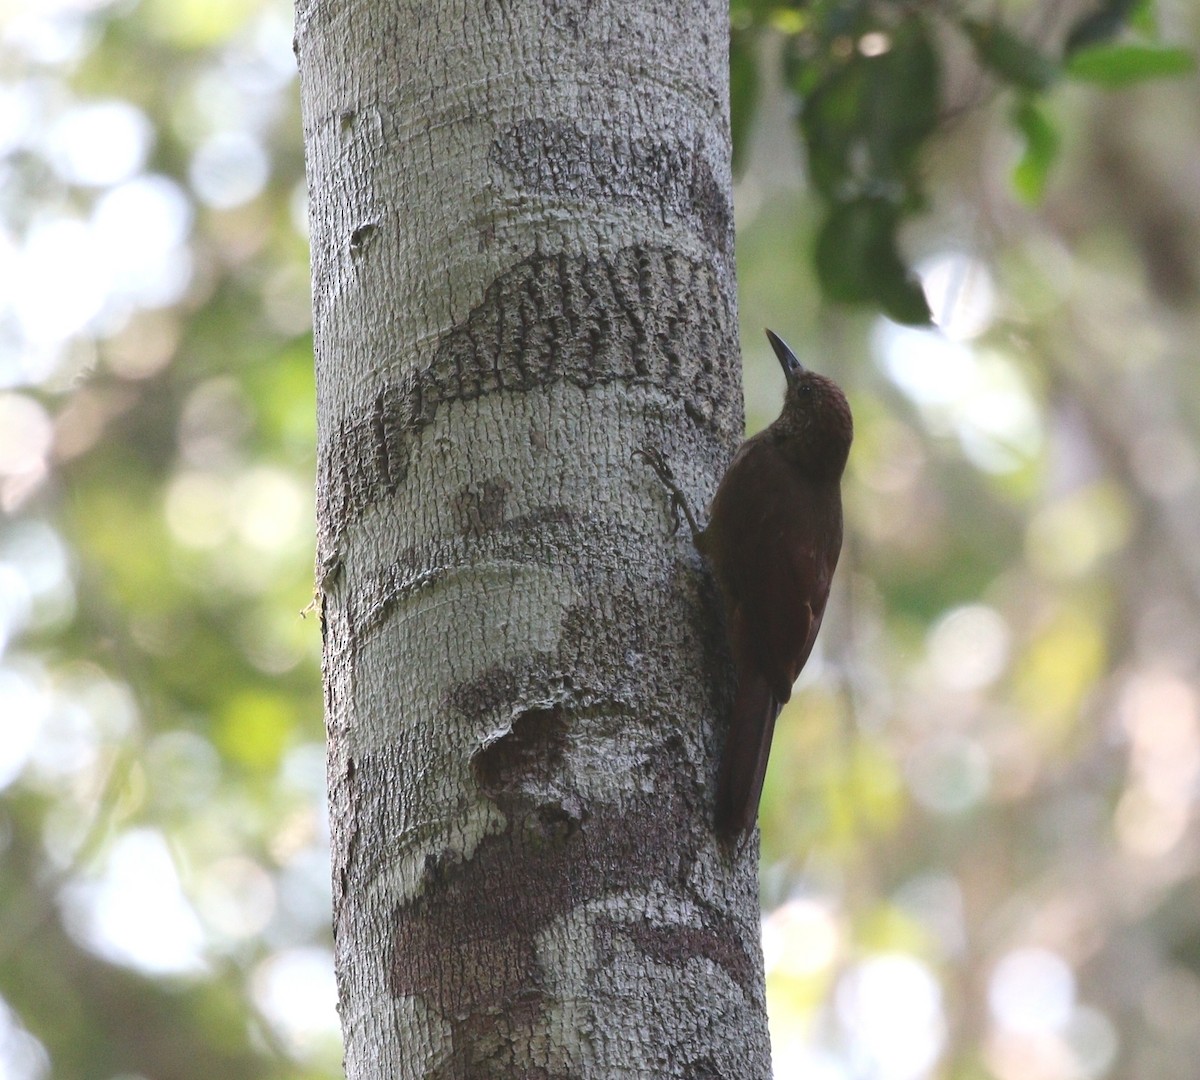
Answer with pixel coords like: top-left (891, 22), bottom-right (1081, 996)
top-left (763, 898), bottom-right (842, 978)
top-left (251, 947), bottom-right (340, 1062)
top-left (165, 471), bottom-right (233, 550)
top-left (189, 131), bottom-right (269, 209)
top-left (0, 665), bottom-right (47, 790)
top-left (61, 828), bottom-right (207, 975)
top-left (919, 252), bottom-right (996, 341)
top-left (927, 604), bottom-right (1011, 691)
top-left (836, 953), bottom-right (945, 1080)
top-left (906, 734), bottom-right (990, 815)
top-left (14, 218), bottom-right (106, 346)
top-left (0, 394), bottom-right (52, 510)
top-left (0, 996), bottom-right (50, 1080)
top-left (231, 466), bottom-right (308, 553)
top-left (874, 322), bottom-right (1042, 474)
top-left (1026, 485), bottom-right (1133, 580)
top-left (195, 855), bottom-right (276, 941)
top-left (989, 947), bottom-right (1075, 1034)
top-left (47, 100), bottom-right (152, 187)
top-left (92, 175), bottom-right (194, 310)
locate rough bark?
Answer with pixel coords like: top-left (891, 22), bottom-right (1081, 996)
top-left (295, 0), bottom-right (770, 1075)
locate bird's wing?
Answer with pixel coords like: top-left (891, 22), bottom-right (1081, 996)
top-left (712, 443), bottom-right (838, 703)
top-left (705, 431), bottom-right (846, 835)
top-left (715, 605), bottom-right (781, 835)
top-left (706, 442), bottom-right (842, 834)
top-left (758, 543), bottom-right (828, 700)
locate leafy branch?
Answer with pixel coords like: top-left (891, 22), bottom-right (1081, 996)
top-left (729, 0), bottom-right (1196, 324)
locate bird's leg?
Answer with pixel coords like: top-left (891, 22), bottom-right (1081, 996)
top-left (634, 447), bottom-right (706, 548)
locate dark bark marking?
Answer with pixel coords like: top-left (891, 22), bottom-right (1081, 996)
top-left (349, 222), bottom-right (378, 254)
top-left (390, 745), bottom-right (756, 1070)
top-left (622, 920), bottom-right (757, 993)
top-left (370, 391), bottom-right (393, 492)
top-left (541, 0), bottom-right (599, 39)
top-left (472, 704), bottom-right (569, 797)
top-left (331, 753), bottom-right (361, 918)
top-left (427, 993), bottom-right (575, 1080)
top-left (491, 119), bottom-right (734, 263)
top-left (317, 243), bottom-right (739, 545)
top-left (684, 398), bottom-right (709, 427)
top-left (454, 476), bottom-right (512, 535)
top-left (444, 579), bottom-right (674, 742)
top-left (381, 577), bottom-right (748, 1059)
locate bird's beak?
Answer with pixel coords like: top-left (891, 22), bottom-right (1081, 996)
top-left (765, 328), bottom-right (804, 384)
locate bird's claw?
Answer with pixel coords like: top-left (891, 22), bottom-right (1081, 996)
top-left (667, 492), bottom-right (688, 536)
top-left (634, 444), bottom-right (704, 545)
top-left (633, 446), bottom-right (674, 486)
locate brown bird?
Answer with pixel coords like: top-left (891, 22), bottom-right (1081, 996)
top-left (639, 329), bottom-right (853, 835)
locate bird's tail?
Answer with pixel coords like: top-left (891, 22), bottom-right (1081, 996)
top-left (715, 668), bottom-right (781, 836)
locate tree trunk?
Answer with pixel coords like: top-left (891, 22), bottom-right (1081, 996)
top-left (295, 0), bottom-right (769, 1075)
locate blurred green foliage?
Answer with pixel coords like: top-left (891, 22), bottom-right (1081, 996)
top-left (733, 0), bottom-right (1193, 323)
top-left (1, 0), bottom-right (1199, 1077)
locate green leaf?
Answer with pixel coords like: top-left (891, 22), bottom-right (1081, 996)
top-left (877, 264), bottom-right (934, 326)
top-left (768, 7), bottom-right (806, 35)
top-left (729, 0), bottom-right (787, 28)
top-left (1066, 42), bottom-right (1196, 86)
top-left (730, 28), bottom-right (761, 179)
top-left (1063, 0), bottom-right (1139, 56)
top-left (795, 16), bottom-right (940, 318)
top-left (814, 199), bottom-right (931, 324)
top-left (801, 59), bottom-right (869, 200)
top-left (217, 690), bottom-right (294, 771)
top-left (1127, 0), bottom-right (1157, 36)
top-left (962, 19), bottom-right (1059, 91)
top-left (1010, 97), bottom-right (1060, 204)
top-left (799, 15), bottom-right (940, 200)
top-left (815, 200), bottom-right (885, 304)
top-left (865, 18), bottom-right (941, 191)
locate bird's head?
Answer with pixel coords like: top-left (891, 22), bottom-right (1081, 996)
top-left (765, 328), bottom-right (853, 479)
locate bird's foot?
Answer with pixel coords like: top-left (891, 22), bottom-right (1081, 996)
top-left (633, 446), bottom-right (705, 545)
